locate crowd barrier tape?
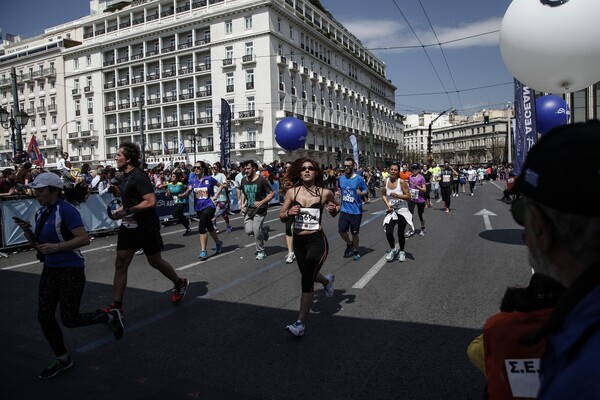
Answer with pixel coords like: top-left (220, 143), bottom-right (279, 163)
top-left (1, 182), bottom-right (280, 249)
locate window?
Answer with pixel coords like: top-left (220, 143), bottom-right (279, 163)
top-left (188, 107), bottom-right (195, 119)
top-left (74, 79), bottom-right (80, 90)
top-left (172, 110), bottom-right (178, 120)
top-left (50, 80), bottom-right (55, 89)
top-left (75, 100), bottom-right (80, 111)
top-left (86, 76), bottom-right (92, 87)
top-left (186, 34), bottom-right (192, 45)
top-left (246, 69), bottom-right (254, 85)
top-left (245, 42), bottom-right (253, 56)
top-left (248, 127), bottom-right (256, 141)
top-left (52, 116), bottom-right (57, 124)
top-left (247, 96), bottom-right (255, 111)
top-left (289, 25), bottom-right (294, 40)
top-left (245, 16), bottom-right (252, 30)
top-left (76, 121), bottom-right (81, 132)
top-left (74, 58), bottom-right (79, 69)
top-left (226, 73), bottom-right (234, 90)
top-left (277, 18), bottom-right (281, 32)
top-left (86, 55), bottom-right (91, 66)
top-left (87, 98), bottom-right (93, 110)
top-left (225, 46), bottom-right (233, 60)
top-left (225, 20), bottom-right (232, 34)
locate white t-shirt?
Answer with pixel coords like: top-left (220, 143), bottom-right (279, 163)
top-left (467, 169), bottom-right (478, 182)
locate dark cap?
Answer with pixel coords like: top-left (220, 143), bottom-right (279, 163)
top-left (410, 164), bottom-right (420, 170)
top-left (514, 120), bottom-right (600, 216)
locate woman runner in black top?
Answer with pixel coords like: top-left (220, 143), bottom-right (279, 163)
top-left (279, 158), bottom-right (340, 337)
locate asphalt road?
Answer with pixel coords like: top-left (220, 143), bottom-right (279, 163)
top-left (0, 180), bottom-right (531, 400)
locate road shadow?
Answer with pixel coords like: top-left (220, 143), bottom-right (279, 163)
top-left (1, 269), bottom-right (485, 400)
top-left (479, 229), bottom-right (525, 246)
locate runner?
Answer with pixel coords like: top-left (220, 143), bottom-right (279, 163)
top-left (240, 160), bottom-right (274, 260)
top-left (430, 161), bottom-right (441, 201)
top-left (166, 170), bottom-right (192, 236)
top-left (337, 157), bottom-right (368, 261)
top-left (467, 165), bottom-right (478, 196)
top-left (14, 172), bottom-right (123, 379)
top-left (188, 161), bottom-right (224, 260)
top-left (440, 162), bottom-right (458, 213)
top-left (210, 162), bottom-right (232, 233)
top-left (407, 164), bottom-right (427, 236)
top-left (281, 161), bottom-right (296, 263)
top-left (279, 158), bottom-right (339, 337)
top-left (100, 142), bottom-right (190, 317)
top-left (381, 163), bottom-right (414, 262)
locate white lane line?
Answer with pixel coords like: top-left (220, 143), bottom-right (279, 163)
top-left (177, 232), bottom-right (286, 271)
top-left (436, 198), bottom-right (442, 203)
top-left (490, 181), bottom-right (506, 192)
top-left (352, 254), bottom-right (388, 289)
top-left (1, 244), bottom-right (117, 271)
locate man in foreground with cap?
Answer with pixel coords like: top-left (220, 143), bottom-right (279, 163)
top-left (509, 121), bottom-right (600, 398)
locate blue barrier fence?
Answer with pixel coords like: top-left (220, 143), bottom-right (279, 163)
top-left (1, 181), bottom-right (280, 249)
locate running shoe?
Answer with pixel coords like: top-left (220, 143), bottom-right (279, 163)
top-left (353, 252), bottom-right (361, 261)
top-left (386, 248), bottom-right (397, 262)
top-left (286, 320), bottom-right (305, 337)
top-left (183, 229), bottom-right (193, 236)
top-left (108, 309), bottom-right (124, 340)
top-left (213, 221), bottom-right (218, 231)
top-left (171, 278), bottom-right (189, 303)
top-left (285, 252), bottom-right (296, 264)
top-left (405, 229), bottom-right (414, 238)
top-left (419, 228), bottom-right (426, 236)
top-left (225, 225), bottom-right (232, 233)
top-left (215, 241), bottom-right (223, 255)
top-left (324, 273), bottom-right (335, 297)
top-left (96, 303), bottom-right (124, 315)
top-left (444, 208), bottom-right (449, 214)
top-left (256, 250), bottom-right (267, 260)
top-left (39, 357), bottom-right (73, 380)
top-left (398, 251), bottom-right (406, 262)
top-left (262, 225), bottom-right (271, 241)
top-left (135, 249), bottom-right (144, 255)
top-left (343, 243), bottom-right (354, 257)
top-left (198, 250), bottom-right (208, 260)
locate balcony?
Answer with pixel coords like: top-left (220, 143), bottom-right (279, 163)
top-left (195, 63), bottom-right (211, 72)
top-left (178, 42), bottom-right (193, 50)
top-left (179, 92), bottom-right (194, 100)
top-left (119, 21), bottom-right (131, 29)
top-left (104, 81), bottom-right (115, 89)
top-left (176, 4), bottom-right (190, 12)
top-left (195, 38), bottom-right (210, 46)
top-left (239, 141), bottom-right (257, 149)
top-left (103, 59), bottom-right (115, 67)
top-left (131, 76), bottom-right (143, 84)
top-left (132, 17), bottom-right (144, 25)
top-left (148, 123), bottom-right (161, 129)
top-left (117, 79), bottom-right (129, 87)
top-left (120, 126), bottom-right (131, 133)
top-left (162, 94), bottom-right (177, 102)
top-left (146, 49), bottom-right (159, 57)
top-left (222, 58), bottom-right (234, 67)
top-left (164, 121), bottom-right (178, 128)
top-left (289, 61), bottom-right (299, 72)
top-left (147, 96), bottom-right (161, 105)
top-left (118, 102), bottom-right (130, 110)
top-left (117, 56), bottom-right (128, 64)
top-left (196, 117), bottom-right (213, 125)
top-left (107, 25), bottom-right (118, 33)
top-left (160, 9), bottom-right (174, 17)
top-left (37, 106), bottom-right (46, 113)
top-left (198, 145), bottom-right (213, 152)
top-left (72, 88), bottom-right (80, 96)
top-left (180, 119), bottom-right (194, 126)
top-left (277, 55), bottom-right (287, 66)
top-left (162, 70), bottom-right (175, 78)
top-left (161, 45), bottom-right (176, 53)
top-left (82, 155), bottom-right (93, 161)
top-left (68, 132), bottom-right (79, 139)
top-left (27, 108), bottom-right (36, 115)
top-left (105, 104), bottom-right (117, 112)
top-left (132, 53), bottom-right (144, 61)
top-left (105, 128), bottom-right (117, 135)
top-left (226, 85), bottom-right (234, 93)
top-left (300, 67), bottom-right (309, 76)
top-left (178, 67), bottom-right (193, 75)
top-left (84, 32), bottom-right (93, 39)
top-left (196, 89), bottom-right (212, 98)
top-left (48, 104), bottom-right (57, 113)
top-left (146, 73), bottom-right (159, 81)
top-left (246, 82), bottom-right (254, 90)
top-left (84, 86), bottom-right (92, 93)
top-left (241, 54), bottom-right (255, 64)
top-left (146, 13), bottom-right (158, 22)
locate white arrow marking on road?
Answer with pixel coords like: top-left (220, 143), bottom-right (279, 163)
top-left (474, 209), bottom-right (497, 230)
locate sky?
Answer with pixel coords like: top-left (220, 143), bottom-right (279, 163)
top-left (0, 0), bottom-right (514, 116)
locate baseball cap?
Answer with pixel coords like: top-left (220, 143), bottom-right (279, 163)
top-left (410, 164), bottom-right (420, 170)
top-left (26, 172), bottom-right (64, 189)
top-left (513, 120), bottom-right (600, 216)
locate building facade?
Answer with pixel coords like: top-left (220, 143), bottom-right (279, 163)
top-left (1, 0), bottom-right (398, 168)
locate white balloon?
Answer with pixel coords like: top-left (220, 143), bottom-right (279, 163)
top-left (500, 0), bottom-right (600, 94)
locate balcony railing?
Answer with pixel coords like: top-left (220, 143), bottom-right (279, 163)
top-left (197, 117), bottom-right (213, 124)
top-left (196, 63), bottom-right (211, 72)
top-left (222, 58), bottom-right (234, 66)
top-left (239, 141), bottom-right (256, 149)
top-left (196, 89), bottom-right (212, 98)
top-left (198, 145), bottom-right (213, 152)
top-left (104, 81), bottom-right (115, 89)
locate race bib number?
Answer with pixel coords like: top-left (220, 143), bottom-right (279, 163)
top-left (410, 188), bottom-right (419, 199)
top-left (194, 187), bottom-right (209, 200)
top-left (442, 174), bottom-right (451, 183)
top-left (121, 215), bottom-right (138, 229)
top-left (294, 208), bottom-right (321, 231)
top-left (342, 189), bottom-right (356, 203)
top-left (504, 358), bottom-right (541, 398)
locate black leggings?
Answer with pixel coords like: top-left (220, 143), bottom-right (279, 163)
top-left (172, 203), bottom-right (190, 230)
top-left (408, 201), bottom-right (426, 227)
top-left (293, 230), bottom-right (329, 293)
top-left (38, 267), bottom-right (106, 357)
top-left (197, 206), bottom-right (216, 234)
top-left (384, 214), bottom-right (408, 251)
top-left (441, 186), bottom-right (452, 208)
top-left (469, 181), bottom-right (476, 194)
top-left (452, 180), bottom-right (459, 195)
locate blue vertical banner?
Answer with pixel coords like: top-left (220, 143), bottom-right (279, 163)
top-left (513, 78), bottom-right (537, 176)
top-left (220, 99), bottom-right (231, 170)
top-left (349, 134), bottom-right (359, 165)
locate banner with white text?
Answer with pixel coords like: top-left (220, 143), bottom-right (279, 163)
top-left (513, 79), bottom-right (537, 176)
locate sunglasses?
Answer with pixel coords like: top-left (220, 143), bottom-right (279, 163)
top-left (194, 167), bottom-right (202, 170)
top-left (301, 165), bottom-right (316, 172)
top-left (343, 165), bottom-right (353, 169)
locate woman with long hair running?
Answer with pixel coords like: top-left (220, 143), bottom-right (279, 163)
top-left (381, 163), bottom-right (414, 262)
top-left (166, 170), bottom-right (192, 236)
top-left (279, 158), bottom-right (340, 337)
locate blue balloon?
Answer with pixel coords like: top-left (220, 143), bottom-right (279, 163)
top-left (275, 117), bottom-right (307, 151)
top-left (536, 95), bottom-right (570, 135)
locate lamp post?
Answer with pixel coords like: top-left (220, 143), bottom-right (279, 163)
top-left (187, 132), bottom-right (200, 163)
top-left (0, 107), bottom-right (29, 158)
top-left (59, 120), bottom-right (77, 154)
top-left (427, 107), bottom-right (454, 164)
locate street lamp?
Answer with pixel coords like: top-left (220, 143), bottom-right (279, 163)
top-left (427, 107), bottom-right (454, 163)
top-left (59, 120), bottom-right (77, 154)
top-left (187, 132), bottom-right (200, 163)
top-left (0, 107), bottom-right (29, 156)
